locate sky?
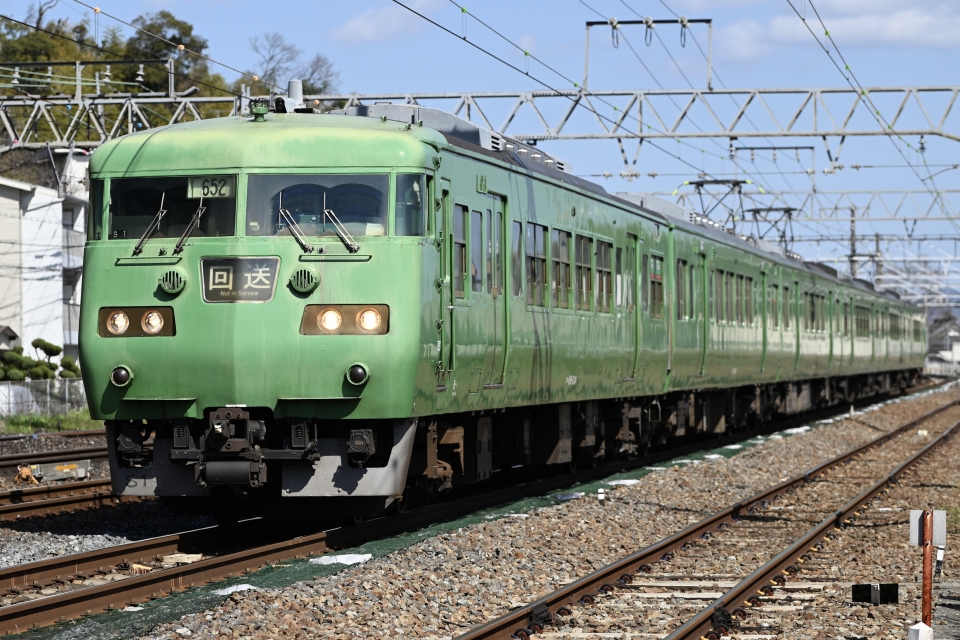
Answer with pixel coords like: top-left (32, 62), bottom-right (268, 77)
top-left (7, 0), bottom-right (960, 273)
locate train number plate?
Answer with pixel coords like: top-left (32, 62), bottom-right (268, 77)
top-left (200, 257), bottom-right (280, 303)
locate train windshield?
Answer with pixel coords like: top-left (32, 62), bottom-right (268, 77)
top-left (108, 176), bottom-right (237, 241)
top-left (245, 174), bottom-right (389, 238)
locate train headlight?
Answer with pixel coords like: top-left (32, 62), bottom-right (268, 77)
top-left (141, 310), bottom-right (164, 334)
top-left (318, 308), bottom-right (342, 332)
top-left (107, 311), bottom-right (130, 335)
top-left (357, 308), bottom-right (382, 332)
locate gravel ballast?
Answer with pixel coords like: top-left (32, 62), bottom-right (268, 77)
top-left (120, 385), bottom-right (960, 640)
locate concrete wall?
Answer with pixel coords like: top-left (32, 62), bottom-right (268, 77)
top-left (19, 186), bottom-right (64, 356)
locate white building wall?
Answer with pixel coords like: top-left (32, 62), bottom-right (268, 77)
top-left (19, 186), bottom-right (64, 354)
top-left (0, 184), bottom-right (23, 338)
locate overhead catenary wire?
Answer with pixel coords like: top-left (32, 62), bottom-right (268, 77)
top-left (67, 0), bottom-right (279, 91)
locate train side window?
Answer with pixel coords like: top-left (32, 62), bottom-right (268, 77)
top-left (690, 262), bottom-right (697, 321)
top-left (715, 270), bottom-right (723, 323)
top-left (494, 209), bottom-right (503, 296)
top-left (745, 277), bottom-right (754, 325)
top-left (725, 273), bottom-right (734, 325)
top-left (641, 253), bottom-right (649, 313)
top-left (783, 287), bottom-right (791, 330)
top-left (735, 275), bottom-right (744, 325)
top-left (615, 248), bottom-right (623, 309)
top-left (552, 229), bottom-right (571, 308)
top-left (471, 210), bottom-right (483, 293)
top-left (454, 205), bottom-right (467, 298)
top-left (890, 313), bottom-right (900, 340)
top-left (625, 238), bottom-right (636, 312)
top-left (486, 210), bottom-right (493, 294)
top-left (770, 284), bottom-right (779, 329)
top-left (576, 235), bottom-right (594, 311)
top-left (598, 241), bottom-right (613, 313)
top-left (676, 259), bottom-right (688, 320)
top-left (843, 302), bottom-right (850, 336)
top-left (650, 255), bottom-right (664, 319)
top-left (511, 220), bottom-right (523, 296)
top-left (88, 179), bottom-right (104, 240)
top-left (526, 223), bottom-right (547, 306)
top-left (395, 174), bottom-right (425, 236)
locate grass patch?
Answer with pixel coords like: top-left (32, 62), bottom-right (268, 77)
top-left (949, 506), bottom-right (960, 536)
top-left (0, 410), bottom-right (103, 434)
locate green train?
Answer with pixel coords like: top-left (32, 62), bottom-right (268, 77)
top-left (80, 85), bottom-right (925, 518)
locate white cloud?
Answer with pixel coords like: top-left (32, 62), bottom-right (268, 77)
top-left (330, 0), bottom-right (443, 44)
top-left (717, 0), bottom-right (960, 62)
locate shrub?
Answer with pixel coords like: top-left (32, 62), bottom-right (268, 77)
top-left (5, 368), bottom-right (25, 381)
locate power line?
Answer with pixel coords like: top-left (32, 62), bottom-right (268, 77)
top-left (0, 15), bottom-right (241, 98)
top-left (68, 0), bottom-right (276, 91)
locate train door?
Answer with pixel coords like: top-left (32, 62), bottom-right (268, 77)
top-left (760, 270), bottom-right (768, 373)
top-left (626, 233), bottom-right (641, 380)
top-left (698, 250), bottom-right (708, 376)
top-left (437, 179), bottom-right (453, 386)
top-left (483, 196), bottom-right (507, 387)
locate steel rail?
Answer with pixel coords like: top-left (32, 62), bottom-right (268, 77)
top-left (0, 385), bottom-right (947, 635)
top-left (454, 396), bottom-right (960, 640)
top-left (666, 418), bottom-right (960, 640)
top-left (0, 480), bottom-right (142, 522)
top-left (0, 447), bottom-right (108, 473)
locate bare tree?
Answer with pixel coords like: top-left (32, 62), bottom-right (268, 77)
top-left (250, 32), bottom-right (339, 94)
top-left (28, 0), bottom-right (60, 29)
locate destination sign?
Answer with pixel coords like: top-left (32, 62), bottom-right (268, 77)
top-left (200, 257), bottom-right (280, 303)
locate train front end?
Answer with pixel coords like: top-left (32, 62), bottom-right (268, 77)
top-left (79, 113), bottom-right (439, 518)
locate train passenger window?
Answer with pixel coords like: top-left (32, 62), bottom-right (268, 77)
top-left (552, 230), bottom-right (571, 308)
top-left (715, 270), bottom-right (723, 323)
top-left (597, 242), bottom-right (613, 313)
top-left (88, 179), bottom-right (104, 241)
top-left (855, 305), bottom-right (870, 337)
top-left (745, 277), bottom-right (754, 325)
top-left (615, 248), bottom-right (623, 309)
top-left (843, 303), bottom-right (850, 336)
top-left (783, 287), bottom-right (791, 330)
top-left (650, 255), bottom-right (664, 319)
top-left (625, 239), bottom-right (636, 311)
top-left (576, 236), bottom-right (594, 311)
top-left (890, 313), bottom-right (900, 340)
top-left (511, 221), bottom-right (523, 296)
top-left (486, 210), bottom-right (493, 294)
top-left (526, 223), bottom-right (547, 306)
top-left (471, 211), bottom-right (483, 293)
top-left (726, 273), bottom-right (735, 325)
top-left (395, 174), bottom-right (425, 236)
top-left (245, 174), bottom-right (388, 238)
top-left (770, 285), bottom-right (779, 329)
top-left (676, 259), bottom-right (688, 320)
top-left (494, 209), bottom-right (503, 296)
top-left (454, 206), bottom-right (467, 298)
top-left (110, 176), bottom-right (237, 240)
top-left (641, 253), bottom-right (649, 313)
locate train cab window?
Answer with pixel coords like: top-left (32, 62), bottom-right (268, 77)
top-left (511, 221), bottom-right (523, 296)
top-left (88, 179), bottom-right (104, 241)
top-left (649, 255), bottom-right (664, 319)
top-left (552, 230), bottom-right (571, 308)
top-left (576, 236), bottom-right (594, 311)
top-left (471, 211), bottom-right (483, 293)
top-left (395, 174), bottom-right (425, 236)
top-left (454, 205), bottom-right (467, 298)
top-left (110, 175), bottom-right (237, 240)
top-left (245, 174), bottom-right (388, 238)
top-left (625, 239), bottom-right (636, 312)
top-left (770, 284), bottom-right (779, 329)
top-left (641, 253), bottom-right (649, 313)
top-left (526, 223), bottom-right (547, 306)
top-left (597, 241), bottom-right (613, 313)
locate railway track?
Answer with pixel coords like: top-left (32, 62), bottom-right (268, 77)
top-left (454, 397), bottom-right (960, 640)
top-left (0, 447), bottom-right (108, 474)
top-left (0, 386), bottom-right (951, 635)
top-left (0, 480), bottom-right (141, 522)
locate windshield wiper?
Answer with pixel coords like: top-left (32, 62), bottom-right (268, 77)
top-left (131, 193), bottom-right (167, 256)
top-left (277, 190), bottom-right (315, 254)
top-left (323, 193), bottom-right (360, 253)
top-left (173, 197), bottom-right (206, 254)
